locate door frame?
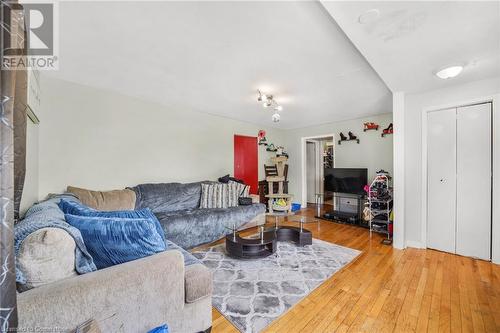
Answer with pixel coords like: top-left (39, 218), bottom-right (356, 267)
top-left (301, 134), bottom-right (335, 208)
top-left (305, 140), bottom-right (321, 204)
top-left (421, 94), bottom-right (500, 263)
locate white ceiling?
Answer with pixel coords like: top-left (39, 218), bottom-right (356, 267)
top-left (47, 1), bottom-right (392, 129)
top-left (321, 1), bottom-right (500, 93)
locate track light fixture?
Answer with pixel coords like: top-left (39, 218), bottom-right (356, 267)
top-left (257, 90), bottom-right (283, 123)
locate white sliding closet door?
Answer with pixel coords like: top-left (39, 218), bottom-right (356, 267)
top-left (456, 103), bottom-right (492, 260)
top-left (427, 108), bottom-right (457, 254)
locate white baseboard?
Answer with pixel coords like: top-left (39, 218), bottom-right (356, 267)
top-left (405, 240), bottom-right (425, 249)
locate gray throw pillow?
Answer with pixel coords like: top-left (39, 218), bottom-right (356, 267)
top-left (17, 227), bottom-right (77, 292)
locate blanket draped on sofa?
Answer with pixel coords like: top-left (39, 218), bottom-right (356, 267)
top-left (14, 195), bottom-right (97, 285)
top-left (131, 182), bottom-right (266, 249)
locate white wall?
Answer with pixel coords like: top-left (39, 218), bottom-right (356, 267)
top-left (284, 113), bottom-right (394, 206)
top-left (404, 76), bottom-right (500, 248)
top-left (35, 76), bottom-right (285, 198)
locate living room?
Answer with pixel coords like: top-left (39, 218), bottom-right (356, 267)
top-left (1, 1), bottom-right (499, 333)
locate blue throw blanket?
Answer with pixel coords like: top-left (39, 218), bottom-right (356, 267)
top-left (15, 194), bottom-right (97, 285)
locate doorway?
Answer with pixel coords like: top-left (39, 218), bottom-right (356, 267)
top-left (302, 135), bottom-right (335, 208)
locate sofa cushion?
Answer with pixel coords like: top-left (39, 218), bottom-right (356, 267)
top-left (156, 203), bottom-right (266, 249)
top-left (59, 199), bottom-right (165, 242)
top-left (184, 264), bottom-right (213, 303)
top-left (229, 180), bottom-right (250, 198)
top-left (17, 227), bottom-right (77, 292)
top-left (200, 183), bottom-right (238, 209)
top-left (65, 214), bottom-right (167, 269)
top-left (67, 186), bottom-right (136, 211)
top-left (131, 182), bottom-right (205, 213)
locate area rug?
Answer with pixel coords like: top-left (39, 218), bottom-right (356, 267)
top-left (192, 239), bottom-right (361, 333)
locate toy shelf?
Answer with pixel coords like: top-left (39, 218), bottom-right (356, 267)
top-left (368, 173), bottom-right (393, 244)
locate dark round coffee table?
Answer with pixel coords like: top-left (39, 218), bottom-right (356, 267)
top-left (224, 214), bottom-right (314, 259)
top-left (225, 226), bottom-right (277, 259)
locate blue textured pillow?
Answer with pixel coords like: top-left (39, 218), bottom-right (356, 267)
top-left (65, 214), bottom-right (167, 269)
top-left (59, 199), bottom-right (166, 242)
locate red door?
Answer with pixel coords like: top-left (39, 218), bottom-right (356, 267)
top-left (234, 135), bottom-right (258, 194)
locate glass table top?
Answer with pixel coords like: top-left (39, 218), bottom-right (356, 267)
top-left (286, 215), bottom-right (320, 224)
top-left (224, 214), bottom-right (319, 238)
top-left (224, 218), bottom-right (265, 232)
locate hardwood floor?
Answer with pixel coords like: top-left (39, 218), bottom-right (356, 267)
top-left (208, 206), bottom-right (500, 333)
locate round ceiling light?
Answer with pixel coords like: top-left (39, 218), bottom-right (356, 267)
top-left (435, 66), bottom-right (463, 79)
top-left (358, 9), bottom-right (380, 24)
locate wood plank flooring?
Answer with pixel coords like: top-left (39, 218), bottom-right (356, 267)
top-left (206, 206), bottom-right (500, 333)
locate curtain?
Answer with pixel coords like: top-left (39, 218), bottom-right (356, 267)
top-left (13, 35), bottom-right (26, 222)
top-left (0, 1), bottom-right (26, 331)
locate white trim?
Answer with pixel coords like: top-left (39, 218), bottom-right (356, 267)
top-left (315, 141), bottom-right (322, 197)
top-left (301, 134), bottom-right (335, 208)
top-left (492, 94), bottom-right (500, 264)
top-left (304, 140), bottom-right (321, 204)
top-left (406, 240), bottom-right (425, 249)
top-left (393, 92), bottom-right (405, 249)
top-left (421, 94), bottom-right (500, 264)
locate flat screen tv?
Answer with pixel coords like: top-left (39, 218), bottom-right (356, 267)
top-left (324, 168), bottom-right (368, 195)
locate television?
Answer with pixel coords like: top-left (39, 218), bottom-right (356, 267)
top-left (324, 168), bottom-right (368, 195)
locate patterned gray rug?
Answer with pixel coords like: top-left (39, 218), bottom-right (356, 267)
top-left (192, 239), bottom-right (361, 333)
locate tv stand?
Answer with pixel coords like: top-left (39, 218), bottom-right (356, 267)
top-left (316, 192), bottom-right (366, 227)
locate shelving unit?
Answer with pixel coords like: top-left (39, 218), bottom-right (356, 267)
top-left (368, 173), bottom-right (393, 244)
top-left (323, 143), bottom-right (334, 169)
top-left (265, 156), bottom-right (292, 214)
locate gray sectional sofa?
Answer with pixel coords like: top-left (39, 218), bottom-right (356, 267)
top-left (131, 182), bottom-right (266, 249)
top-left (17, 181), bottom-right (266, 333)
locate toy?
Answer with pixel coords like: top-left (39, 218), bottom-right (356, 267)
top-left (266, 143), bottom-right (277, 152)
top-left (363, 122), bottom-right (379, 131)
top-left (258, 130), bottom-right (268, 145)
top-left (381, 123), bottom-right (393, 137)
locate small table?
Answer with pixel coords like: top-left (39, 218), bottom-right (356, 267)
top-left (287, 215), bottom-right (321, 232)
top-left (224, 221), bottom-right (277, 259)
top-left (268, 213), bottom-right (314, 246)
top-left (224, 214), bottom-right (314, 259)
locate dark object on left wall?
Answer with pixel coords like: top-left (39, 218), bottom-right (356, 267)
top-left (218, 174), bottom-right (244, 184)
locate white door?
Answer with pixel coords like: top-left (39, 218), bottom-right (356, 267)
top-left (456, 103), bottom-right (492, 260)
top-left (306, 141), bottom-right (316, 203)
top-left (427, 108), bottom-right (457, 254)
